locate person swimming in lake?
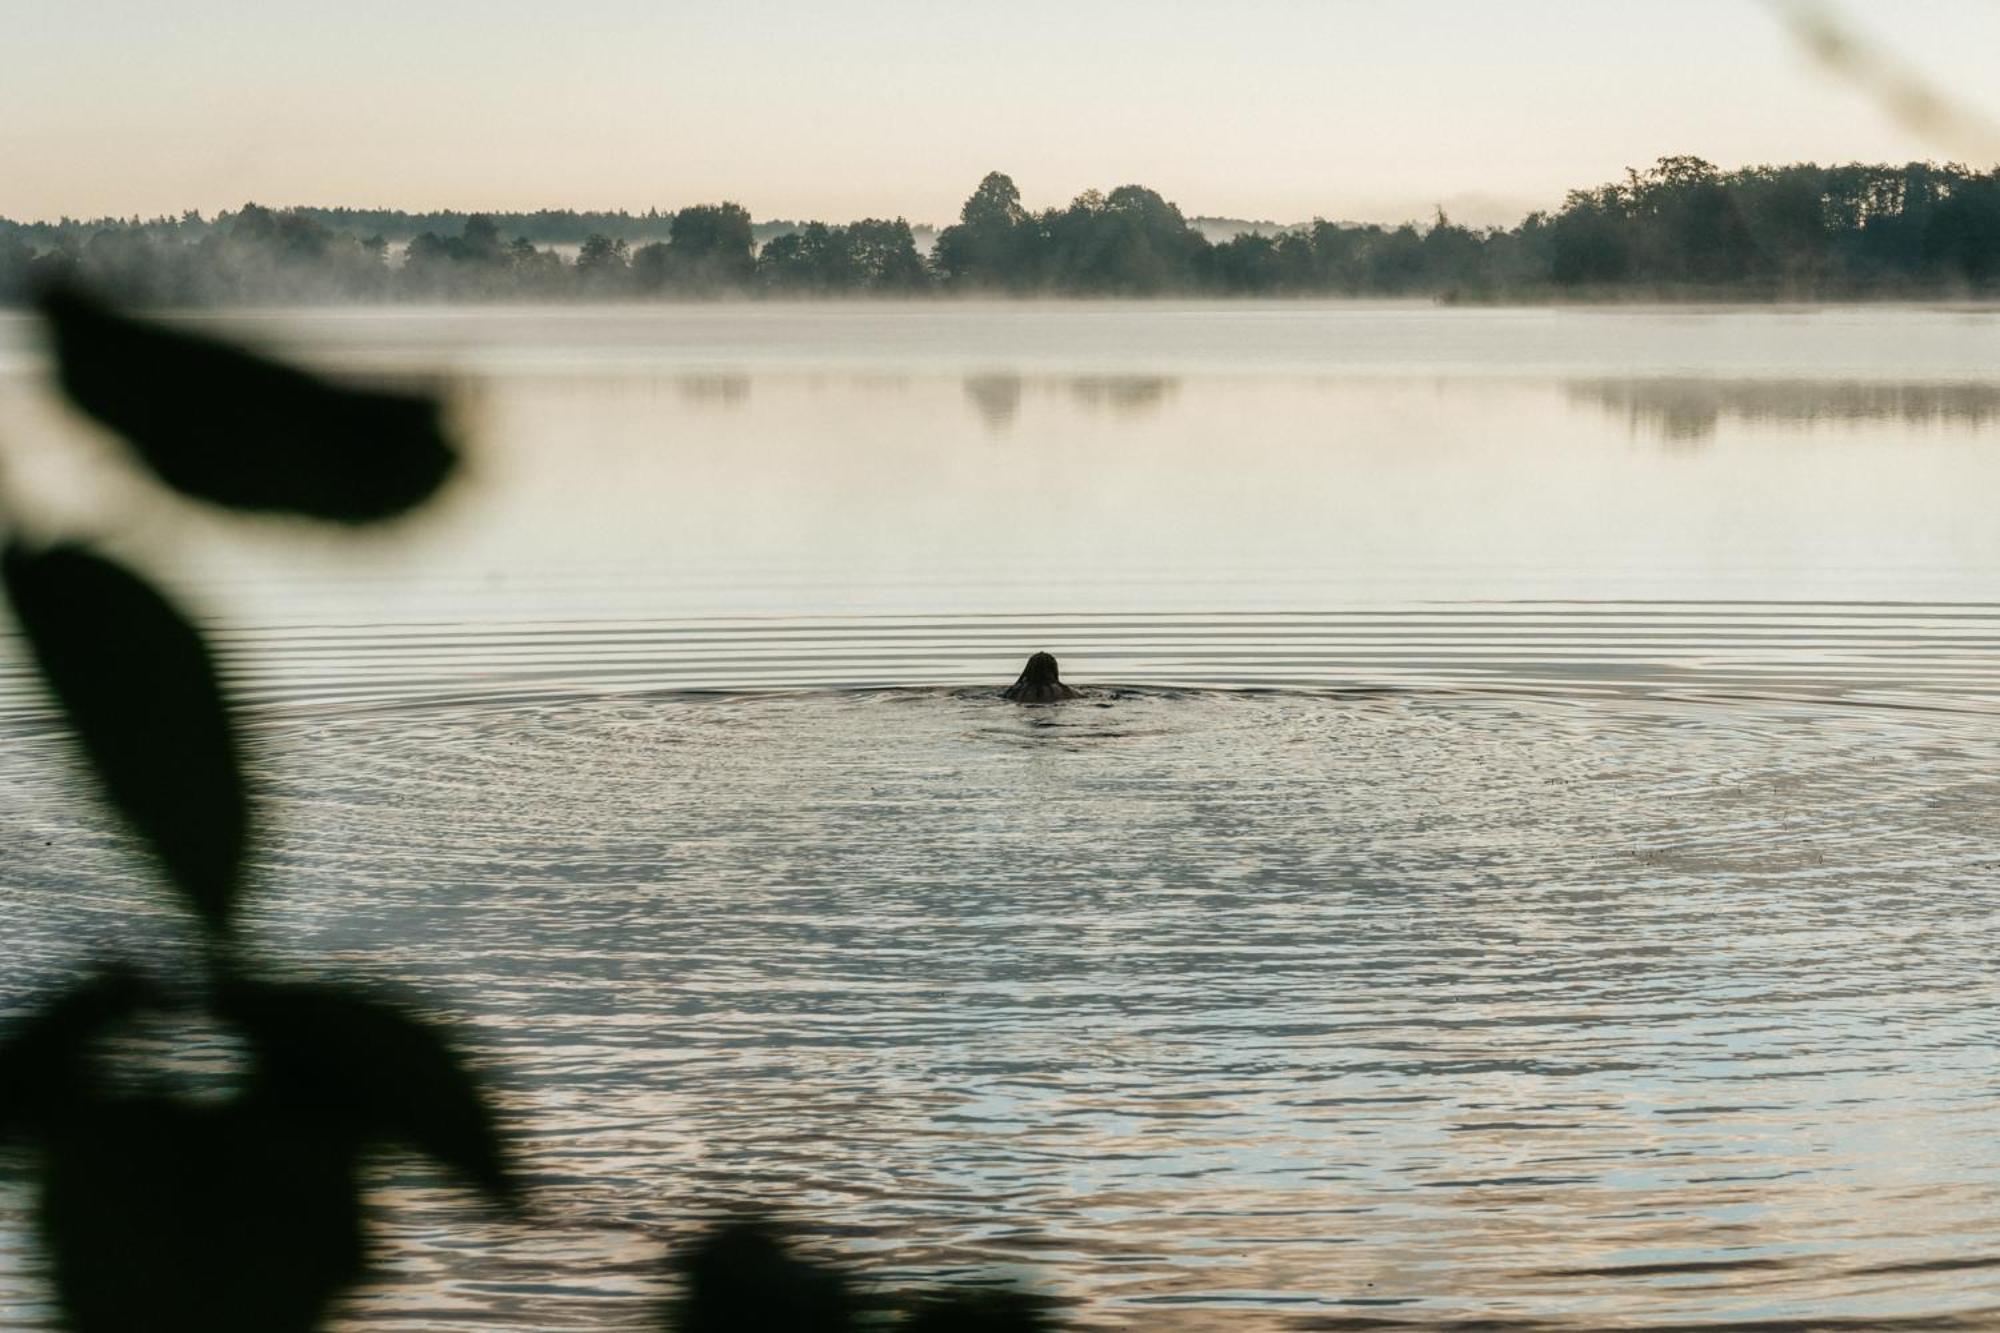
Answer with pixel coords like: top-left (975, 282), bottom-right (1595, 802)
top-left (1003, 651), bottom-right (1080, 703)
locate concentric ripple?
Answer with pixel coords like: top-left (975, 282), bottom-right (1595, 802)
top-left (4, 684), bottom-right (1999, 1329)
top-left (5, 306), bottom-right (2000, 1327)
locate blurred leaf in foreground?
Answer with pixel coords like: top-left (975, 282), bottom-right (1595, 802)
top-left (222, 978), bottom-right (517, 1205)
top-left (1, 974), bottom-right (512, 1331)
top-left (902, 1289), bottom-right (1062, 1332)
top-left (0, 977), bottom-right (358, 1332)
top-left (658, 1217), bottom-right (1063, 1332)
top-left (0, 972), bottom-right (146, 1140)
top-left (39, 1097), bottom-right (362, 1333)
top-left (2, 542), bottom-right (246, 931)
top-left (669, 1218), bottom-right (857, 1333)
top-left (37, 284), bottom-right (455, 523)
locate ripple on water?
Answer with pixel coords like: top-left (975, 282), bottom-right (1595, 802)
top-left (2, 686), bottom-right (1999, 1329)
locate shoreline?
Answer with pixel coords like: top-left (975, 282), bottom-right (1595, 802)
top-left (9, 293), bottom-right (2000, 317)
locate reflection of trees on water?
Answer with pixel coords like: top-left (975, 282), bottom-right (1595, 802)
top-left (1568, 377), bottom-right (2000, 442)
top-left (676, 374), bottom-right (751, 408)
top-left (962, 375), bottom-right (1179, 432)
top-left (963, 375), bottom-right (1024, 430)
top-left (1067, 375), bottom-right (1177, 416)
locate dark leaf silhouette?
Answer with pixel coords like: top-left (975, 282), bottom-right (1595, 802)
top-left (0, 972), bottom-right (146, 1140)
top-left (2, 542), bottom-right (246, 930)
top-left (669, 1219), bottom-right (857, 1333)
top-left (658, 1219), bottom-right (1064, 1331)
top-left (39, 1097), bottom-right (362, 1333)
top-left (0, 977), bottom-right (362, 1331)
top-left (902, 1289), bottom-right (1062, 1332)
top-left (37, 284), bottom-right (455, 523)
top-left (221, 979), bottom-right (516, 1203)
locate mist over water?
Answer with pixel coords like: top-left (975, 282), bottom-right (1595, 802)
top-left (3, 303), bottom-right (2000, 1328)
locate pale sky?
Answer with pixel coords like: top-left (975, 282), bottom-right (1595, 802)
top-left (6, 0), bottom-right (2000, 228)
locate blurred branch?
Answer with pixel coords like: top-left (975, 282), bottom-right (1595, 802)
top-left (1773, 0), bottom-right (2000, 159)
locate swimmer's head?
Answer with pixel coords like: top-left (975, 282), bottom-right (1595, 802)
top-left (1018, 652), bottom-right (1061, 689)
top-left (1004, 651), bottom-right (1078, 702)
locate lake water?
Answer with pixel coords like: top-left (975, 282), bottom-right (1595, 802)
top-left (2, 302), bottom-right (1999, 1329)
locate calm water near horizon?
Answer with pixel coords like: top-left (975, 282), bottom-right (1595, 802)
top-left (2, 302), bottom-right (1999, 1328)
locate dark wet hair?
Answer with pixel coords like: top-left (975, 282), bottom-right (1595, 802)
top-left (1018, 652), bottom-right (1060, 688)
top-left (1004, 651), bottom-right (1077, 702)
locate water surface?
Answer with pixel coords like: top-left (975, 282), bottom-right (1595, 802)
top-left (1, 304), bottom-right (1998, 1329)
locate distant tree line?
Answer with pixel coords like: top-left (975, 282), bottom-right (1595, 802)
top-left (0, 201), bottom-right (935, 304)
top-left (934, 159), bottom-right (2000, 297)
top-left (11, 158), bottom-right (2000, 304)
top-left (0, 205), bottom-right (891, 251)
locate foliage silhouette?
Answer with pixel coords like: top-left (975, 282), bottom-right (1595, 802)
top-left (662, 1217), bottom-right (1056, 1332)
top-left (670, 1218), bottom-right (857, 1332)
top-left (39, 1096), bottom-right (364, 1333)
top-left (2, 542), bottom-right (247, 931)
top-left (0, 288), bottom-right (514, 1330)
top-left (219, 978), bottom-right (517, 1204)
top-left (0, 971), bottom-right (514, 1332)
top-left (662, 202), bottom-right (756, 292)
top-left (22, 159), bottom-right (2000, 302)
top-left (0, 972), bottom-right (149, 1136)
top-left (756, 218), bottom-right (929, 293)
top-left (902, 1288), bottom-right (1062, 1333)
top-left (2, 287), bottom-right (1064, 1330)
top-left (37, 284), bottom-right (456, 522)
top-left (0, 971), bottom-right (364, 1333)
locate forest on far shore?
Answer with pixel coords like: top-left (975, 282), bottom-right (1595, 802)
top-left (8, 157), bottom-right (2000, 304)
